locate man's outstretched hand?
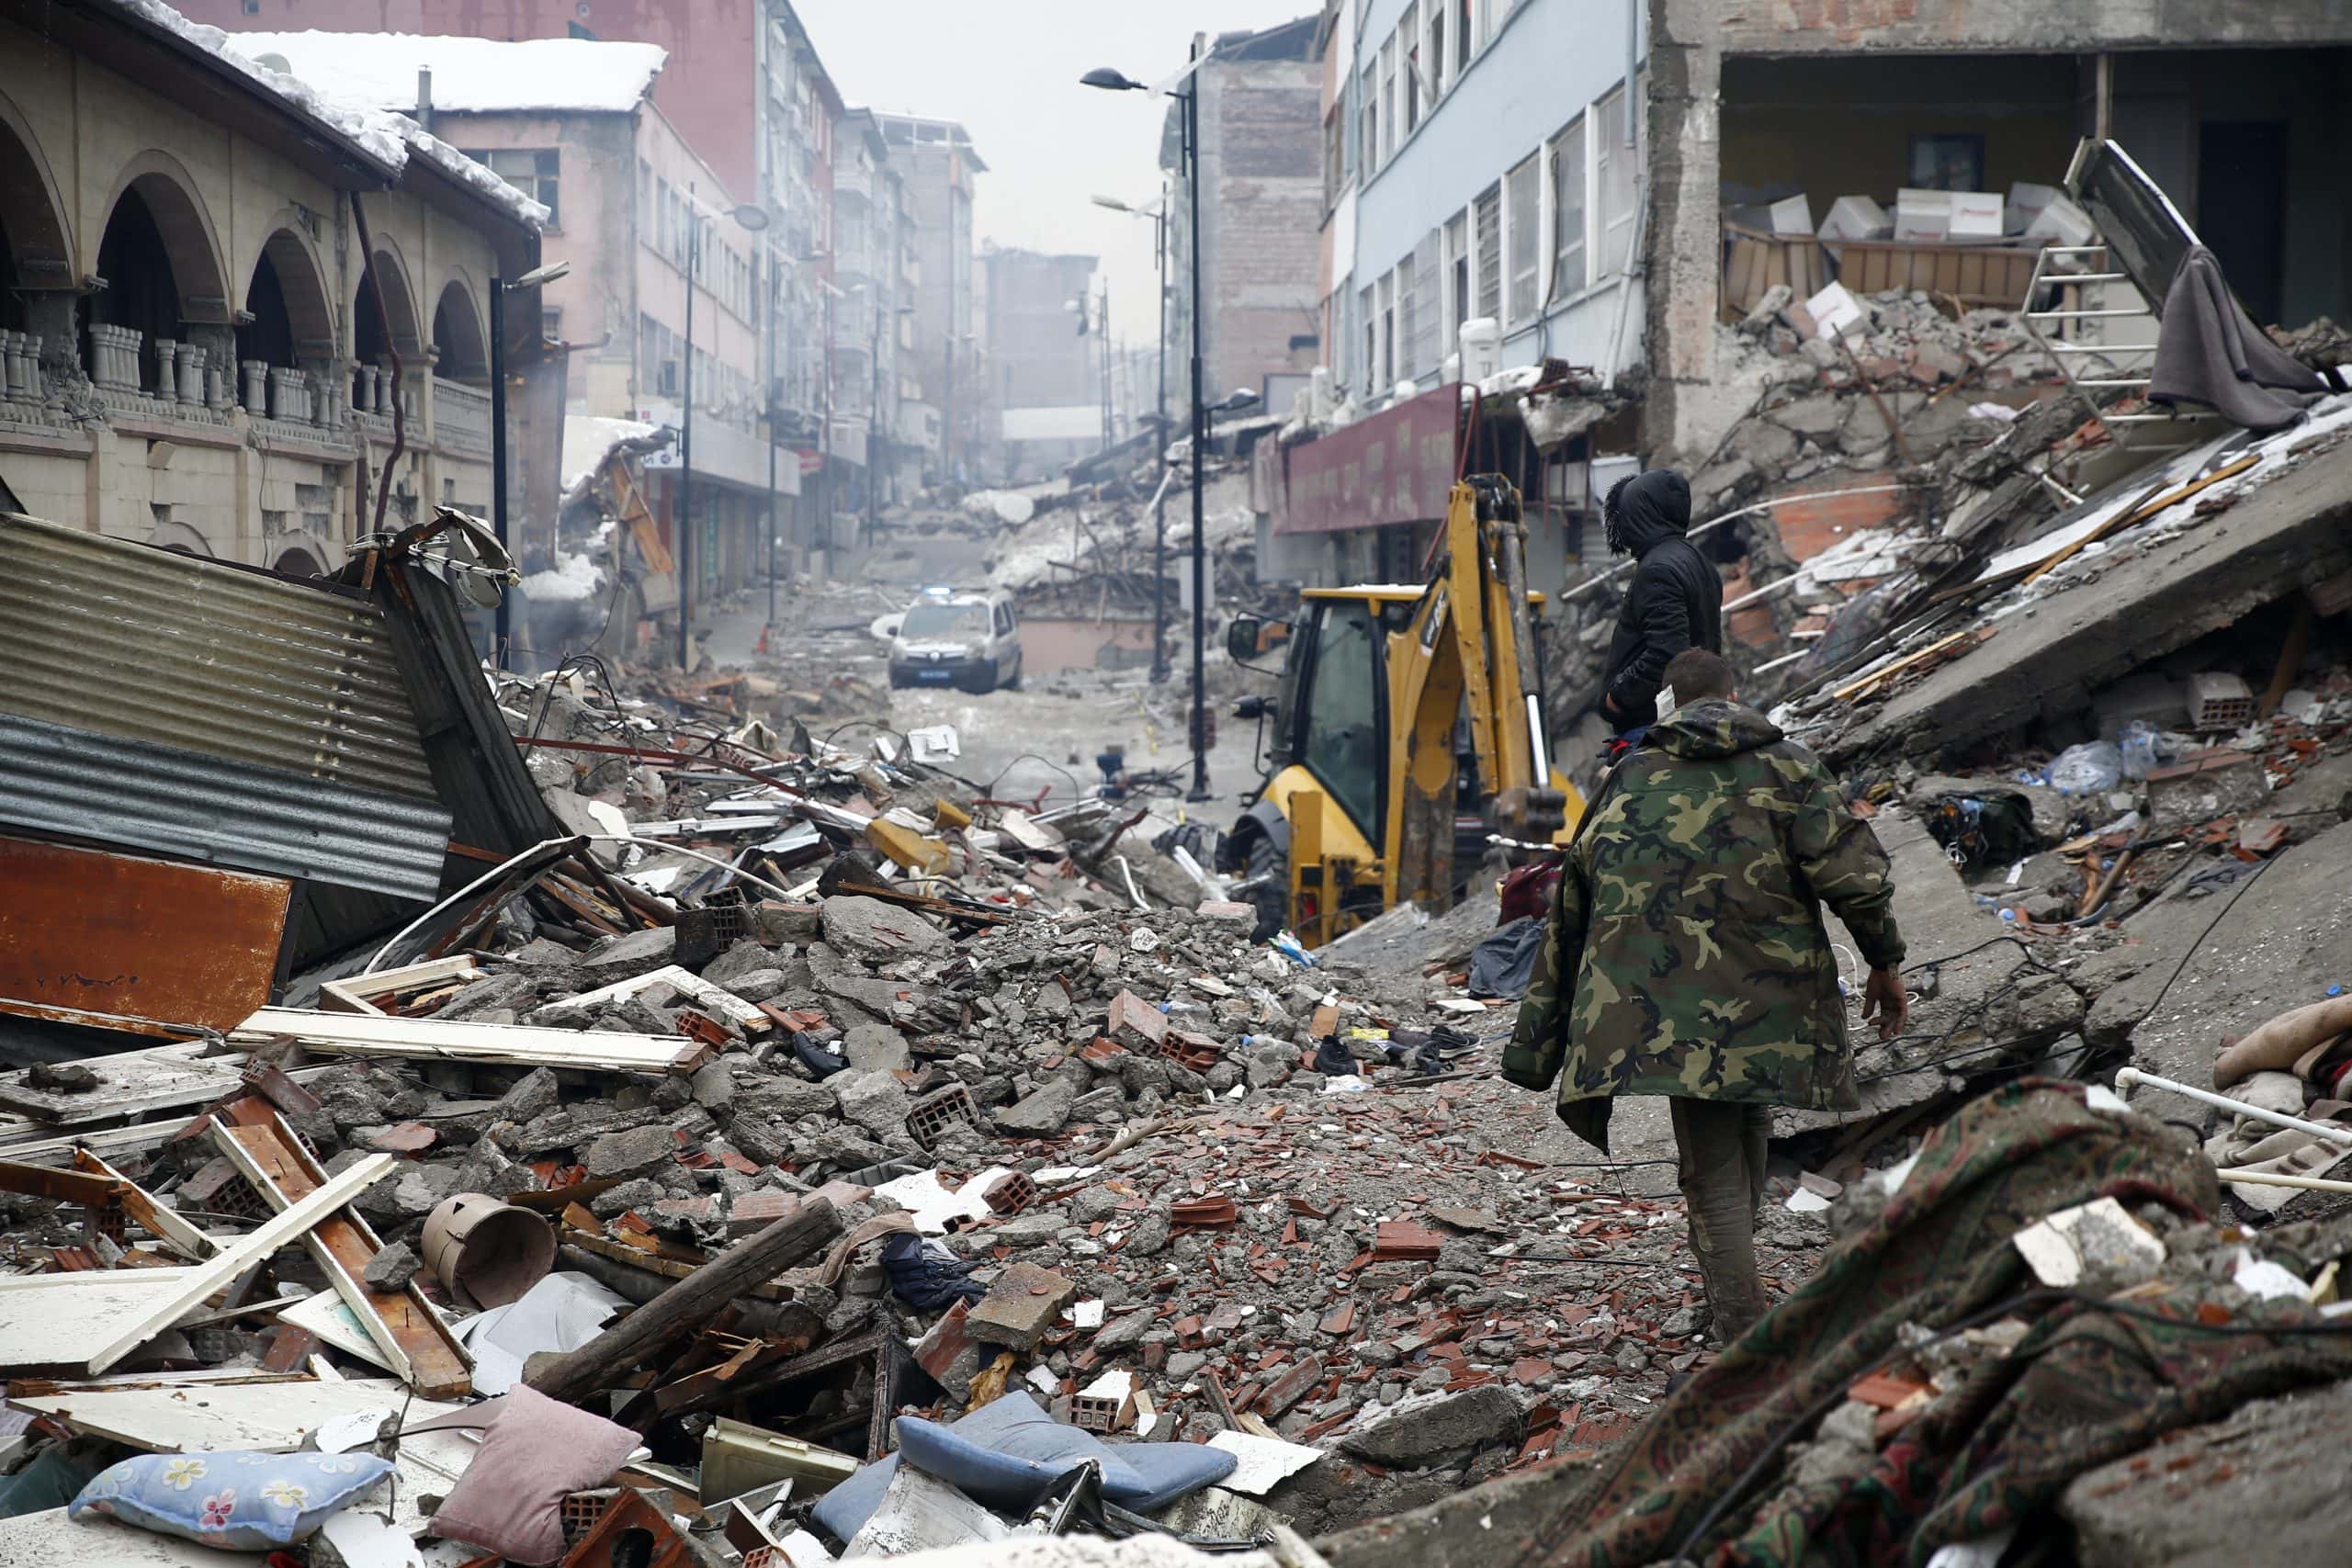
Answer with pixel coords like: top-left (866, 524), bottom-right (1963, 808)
top-left (1862, 965), bottom-right (1908, 1043)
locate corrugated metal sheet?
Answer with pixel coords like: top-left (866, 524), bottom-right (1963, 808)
top-left (0, 714), bottom-right (450, 900)
top-left (0, 513), bottom-right (436, 799)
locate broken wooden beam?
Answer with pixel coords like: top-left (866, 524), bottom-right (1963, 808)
top-left (232, 1007), bottom-right (711, 1075)
top-left (526, 1197), bottom-right (840, 1406)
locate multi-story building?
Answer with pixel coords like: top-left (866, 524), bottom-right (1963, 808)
top-left (228, 31), bottom-right (795, 601)
top-left (1161, 17), bottom-right (1326, 420)
top-left (0, 0), bottom-right (550, 574)
top-left (830, 108), bottom-right (910, 531)
top-left (878, 114), bottom-right (984, 487)
top-left (980, 246), bottom-right (1103, 482)
top-left (179, 0), bottom-right (867, 556)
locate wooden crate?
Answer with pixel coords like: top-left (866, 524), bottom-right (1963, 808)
top-left (1828, 241), bottom-right (2045, 307)
top-left (1723, 223), bottom-right (1829, 314)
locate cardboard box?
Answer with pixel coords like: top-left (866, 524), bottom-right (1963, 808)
top-left (1817, 195), bottom-right (1893, 244)
top-left (1948, 192), bottom-right (2006, 242)
top-left (2005, 180), bottom-right (2065, 234)
top-left (2024, 193), bottom-right (2096, 248)
top-left (1894, 188), bottom-right (1951, 243)
top-left (1804, 279), bottom-right (1867, 340)
top-left (1766, 194), bottom-right (1814, 236)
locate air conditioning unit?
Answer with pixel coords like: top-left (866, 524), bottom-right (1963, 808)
top-left (1458, 319), bottom-right (1501, 384)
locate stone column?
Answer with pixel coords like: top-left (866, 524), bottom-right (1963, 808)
top-left (153, 338), bottom-right (178, 402)
top-left (176, 344), bottom-right (203, 410)
top-left (1644, 0), bottom-right (1724, 466)
top-left (243, 359), bottom-right (269, 413)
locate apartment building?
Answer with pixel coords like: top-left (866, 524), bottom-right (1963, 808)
top-left (878, 114), bottom-right (985, 487)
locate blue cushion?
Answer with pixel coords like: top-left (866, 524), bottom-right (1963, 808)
top-left (1117, 1441), bottom-right (1238, 1514)
top-left (72, 1451), bottom-right (394, 1551)
top-left (811, 1393), bottom-right (1150, 1541)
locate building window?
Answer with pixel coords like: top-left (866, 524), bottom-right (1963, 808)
top-left (1507, 153), bottom-right (1541, 324)
top-left (1324, 106), bottom-right (1344, 210)
top-left (1378, 38), bottom-right (1398, 165)
top-left (1594, 80), bottom-right (1641, 282)
top-left (1443, 211), bottom-right (1468, 354)
top-left (1360, 282), bottom-right (1376, 396)
top-left (1359, 65), bottom-right (1378, 176)
top-left (1400, 14), bottom-right (1420, 135)
top-left (461, 149), bottom-right (560, 228)
top-left (1454, 0), bottom-right (1472, 78)
top-left (1396, 252), bottom-right (1418, 382)
top-left (1428, 0), bottom-right (1448, 97)
top-left (1551, 116), bottom-right (1588, 299)
top-left (1907, 134), bottom-right (1985, 192)
top-left (1377, 270), bottom-right (1396, 389)
top-left (1473, 184), bottom-right (1501, 322)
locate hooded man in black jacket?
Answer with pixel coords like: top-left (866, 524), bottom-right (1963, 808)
top-left (1598, 468), bottom-right (1722, 753)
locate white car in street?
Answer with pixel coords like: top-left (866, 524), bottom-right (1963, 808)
top-left (886, 588), bottom-right (1025, 694)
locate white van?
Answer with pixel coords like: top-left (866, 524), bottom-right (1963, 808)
top-left (887, 588), bottom-right (1025, 694)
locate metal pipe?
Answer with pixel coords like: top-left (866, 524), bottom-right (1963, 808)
top-left (2212, 1168), bottom-right (2352, 1194)
top-left (1184, 42), bottom-right (1210, 802)
top-left (2113, 1066), bottom-right (2352, 1148)
top-left (679, 191), bottom-right (697, 672)
top-left (489, 273), bottom-right (510, 666)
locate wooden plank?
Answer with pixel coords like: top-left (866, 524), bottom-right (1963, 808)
top-left (0, 1268), bottom-right (200, 1371)
top-left (12, 1375), bottom-right (463, 1453)
top-left (0, 1158), bottom-right (118, 1207)
top-left (232, 1007), bottom-right (707, 1074)
top-left (72, 1149), bottom-right (213, 1260)
top-left (84, 1152), bottom-right (396, 1376)
top-left (212, 1119), bottom-right (471, 1400)
top-left (330, 956), bottom-right (487, 1003)
top-left (2020, 452), bottom-right (2261, 586)
top-left (0, 1043), bottom-right (249, 1126)
top-left (535, 966), bottom-right (770, 1032)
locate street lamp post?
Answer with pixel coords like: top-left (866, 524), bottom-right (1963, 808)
top-left (1084, 48), bottom-right (1215, 799)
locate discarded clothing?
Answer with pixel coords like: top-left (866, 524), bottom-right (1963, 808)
top-left (1466, 916), bottom-right (1544, 1000)
top-left (882, 1232), bottom-right (987, 1310)
top-left (1516, 1080), bottom-right (2301, 1567)
top-left (1311, 1037), bottom-right (1359, 1077)
top-left (2149, 244), bottom-right (2324, 433)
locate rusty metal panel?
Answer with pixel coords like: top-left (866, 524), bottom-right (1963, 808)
top-left (0, 513), bottom-right (435, 799)
top-left (1279, 382), bottom-right (1464, 535)
top-left (0, 835), bottom-right (291, 1038)
top-left (0, 714), bottom-right (450, 899)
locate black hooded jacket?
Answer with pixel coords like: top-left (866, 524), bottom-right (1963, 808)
top-left (1600, 469), bottom-right (1721, 731)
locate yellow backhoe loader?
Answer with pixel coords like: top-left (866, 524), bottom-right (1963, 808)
top-left (1218, 475), bottom-right (1582, 945)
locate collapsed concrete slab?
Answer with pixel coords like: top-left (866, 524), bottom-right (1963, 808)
top-left (1831, 437), bottom-right (2352, 767)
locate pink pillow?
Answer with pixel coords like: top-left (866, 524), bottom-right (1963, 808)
top-left (425, 1386), bottom-right (639, 1565)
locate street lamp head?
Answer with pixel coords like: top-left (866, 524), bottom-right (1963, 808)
top-left (1213, 388), bottom-right (1261, 414)
top-left (1091, 194), bottom-right (1135, 213)
top-left (508, 260), bottom-right (571, 290)
top-left (1080, 66), bottom-right (1148, 92)
top-left (730, 203), bottom-right (771, 231)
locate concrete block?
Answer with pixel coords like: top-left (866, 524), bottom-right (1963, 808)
top-left (967, 1261), bottom-right (1080, 1349)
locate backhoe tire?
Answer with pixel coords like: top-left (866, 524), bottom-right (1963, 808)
top-left (1244, 833), bottom-right (1286, 944)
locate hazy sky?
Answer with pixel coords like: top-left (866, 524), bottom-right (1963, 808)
top-left (798, 1), bottom-right (1321, 345)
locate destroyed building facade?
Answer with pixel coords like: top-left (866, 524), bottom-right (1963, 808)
top-left (0, 0), bottom-right (556, 570)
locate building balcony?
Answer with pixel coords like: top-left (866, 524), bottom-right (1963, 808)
top-left (431, 378), bottom-right (493, 456)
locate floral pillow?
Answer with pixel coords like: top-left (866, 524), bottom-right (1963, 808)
top-left (71, 1450), bottom-right (395, 1551)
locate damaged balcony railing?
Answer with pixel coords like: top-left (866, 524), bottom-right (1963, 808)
top-left (433, 376), bottom-right (493, 453)
top-left (2018, 242), bottom-right (2211, 456)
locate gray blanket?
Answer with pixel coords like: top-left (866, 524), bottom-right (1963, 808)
top-left (2149, 244), bottom-right (2324, 433)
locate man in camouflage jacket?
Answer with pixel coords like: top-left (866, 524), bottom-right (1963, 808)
top-left (1504, 649), bottom-right (1906, 1338)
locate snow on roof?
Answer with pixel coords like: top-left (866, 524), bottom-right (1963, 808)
top-left (103, 1), bottom-right (550, 231)
top-left (562, 415), bottom-right (662, 495)
top-left (232, 31), bottom-right (667, 116)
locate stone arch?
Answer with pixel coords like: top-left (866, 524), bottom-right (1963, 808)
top-left (355, 233), bottom-right (423, 362)
top-left (431, 275), bottom-right (488, 383)
top-left (144, 520), bottom-right (213, 557)
top-left (237, 220), bottom-right (336, 371)
top-left (94, 152), bottom-right (230, 327)
top-left (270, 542), bottom-right (328, 579)
top-left (0, 90), bottom-right (74, 332)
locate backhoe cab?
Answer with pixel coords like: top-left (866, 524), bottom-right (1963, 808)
top-left (1221, 477), bottom-right (1581, 945)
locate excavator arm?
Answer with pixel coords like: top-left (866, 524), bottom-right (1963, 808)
top-left (1383, 477), bottom-right (1574, 911)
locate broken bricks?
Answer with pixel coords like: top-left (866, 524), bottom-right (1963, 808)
top-left (966, 1262), bottom-right (1080, 1351)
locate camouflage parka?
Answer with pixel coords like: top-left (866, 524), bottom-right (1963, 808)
top-left (1502, 698), bottom-right (1904, 1153)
